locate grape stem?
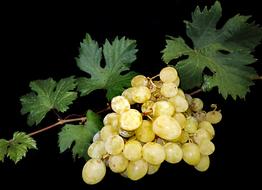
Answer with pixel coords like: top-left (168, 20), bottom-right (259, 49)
top-left (19, 105), bottom-right (111, 139)
top-left (189, 88), bottom-right (202, 96)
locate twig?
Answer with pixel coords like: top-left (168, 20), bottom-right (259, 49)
top-left (189, 88), bottom-right (202, 96)
top-left (251, 75), bottom-right (262, 80)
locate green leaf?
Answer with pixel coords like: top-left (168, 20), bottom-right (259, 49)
top-left (6, 132), bottom-right (37, 164)
top-left (162, 1), bottom-right (262, 99)
top-left (0, 139), bottom-right (9, 162)
top-left (21, 76), bottom-right (77, 126)
top-left (58, 110), bottom-right (103, 160)
top-left (76, 33), bottom-right (138, 100)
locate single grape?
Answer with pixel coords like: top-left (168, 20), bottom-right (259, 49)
top-left (160, 67), bottom-right (178, 83)
top-left (205, 110), bottom-right (222, 124)
top-left (173, 113), bottom-right (187, 129)
top-left (135, 120), bottom-right (155, 143)
top-left (193, 128), bottom-right (211, 145)
top-left (103, 113), bottom-right (119, 131)
top-left (194, 155), bottom-right (210, 172)
top-left (122, 88), bottom-right (136, 104)
top-left (177, 88), bottom-right (185, 98)
top-left (164, 142), bottom-right (183, 164)
top-left (111, 96), bottom-right (130, 114)
top-left (123, 140), bottom-right (142, 161)
top-left (131, 75), bottom-right (148, 87)
top-left (198, 121), bottom-right (215, 139)
top-left (92, 131), bottom-right (101, 142)
top-left (119, 109), bottom-right (143, 131)
top-left (82, 158), bottom-right (106, 185)
top-left (109, 153), bottom-right (129, 173)
top-left (100, 125), bottom-right (118, 141)
top-left (127, 159), bottom-right (148, 180)
top-left (88, 140), bottom-right (106, 159)
top-left (160, 82), bottom-right (178, 97)
top-left (182, 143), bottom-right (201, 166)
top-left (152, 100), bottom-right (175, 117)
top-left (104, 135), bottom-right (124, 155)
top-left (147, 164), bottom-right (161, 175)
top-left (132, 86), bottom-right (151, 103)
top-left (153, 115), bottom-right (182, 141)
top-left (184, 116), bottom-right (198, 134)
top-left (169, 95), bottom-right (189, 113)
top-left (142, 142), bottom-right (166, 165)
top-left (118, 128), bottom-right (135, 138)
top-left (190, 98), bottom-right (204, 112)
top-left (199, 139), bottom-right (215, 156)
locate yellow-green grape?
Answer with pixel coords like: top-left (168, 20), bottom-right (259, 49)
top-left (194, 111), bottom-right (206, 122)
top-left (118, 128), bottom-right (135, 138)
top-left (127, 159), bottom-right (148, 180)
top-left (193, 128), bottom-right (211, 145)
top-left (132, 86), bottom-right (151, 103)
top-left (198, 121), bottom-right (215, 139)
top-left (122, 88), bottom-right (135, 104)
top-left (82, 158), bottom-right (106, 185)
top-left (131, 75), bottom-right (148, 87)
top-left (169, 95), bottom-right (189, 113)
top-left (111, 96), bottom-right (130, 114)
top-left (177, 88), bottom-right (185, 97)
top-left (142, 142), bottom-right (166, 165)
top-left (160, 82), bottom-right (178, 98)
top-left (194, 155), bottom-right (210, 172)
top-left (103, 113), bottom-right (119, 131)
top-left (109, 153), bottom-right (129, 173)
top-left (177, 131), bottom-right (190, 144)
top-left (164, 142), bottom-right (183, 164)
top-left (182, 143), bottom-right (201, 166)
top-left (173, 113), bottom-right (187, 129)
top-left (119, 109), bottom-right (142, 131)
top-left (123, 140), bottom-right (142, 161)
top-left (88, 141), bottom-right (106, 159)
top-left (199, 139), bottom-right (215, 156)
top-left (153, 115), bottom-right (181, 141)
top-left (147, 164), bottom-right (161, 175)
top-left (190, 98), bottom-right (204, 112)
top-left (152, 100), bottom-right (175, 117)
top-left (141, 100), bottom-right (154, 115)
top-left (155, 137), bottom-right (166, 145)
top-left (160, 66), bottom-right (178, 83)
top-left (100, 125), bottom-right (118, 141)
top-left (205, 111), bottom-right (222, 124)
top-left (104, 135), bottom-right (124, 155)
top-left (184, 116), bottom-right (198, 134)
top-left (92, 131), bottom-right (101, 142)
top-left (174, 77), bottom-right (180, 87)
top-left (135, 120), bottom-right (155, 143)
top-left (185, 94), bottom-right (193, 104)
top-left (120, 170), bottom-right (128, 178)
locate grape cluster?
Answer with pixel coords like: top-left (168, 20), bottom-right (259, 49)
top-left (82, 67), bottom-right (222, 185)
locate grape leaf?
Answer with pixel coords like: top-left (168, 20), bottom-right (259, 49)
top-left (20, 76), bottom-right (77, 126)
top-left (6, 132), bottom-right (37, 164)
top-left (58, 110), bottom-right (103, 160)
top-left (0, 139), bottom-right (9, 162)
top-left (76, 33), bottom-right (138, 100)
top-left (162, 1), bottom-right (262, 99)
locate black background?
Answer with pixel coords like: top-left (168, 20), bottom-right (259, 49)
top-left (1, 0), bottom-right (261, 189)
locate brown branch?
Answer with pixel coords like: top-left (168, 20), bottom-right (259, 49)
top-left (189, 88), bottom-right (202, 96)
top-left (251, 75), bottom-right (262, 80)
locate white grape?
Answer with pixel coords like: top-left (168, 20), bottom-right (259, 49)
top-left (123, 140), bottom-right (142, 161)
top-left (132, 86), bottom-right (151, 103)
top-left (109, 153), bottom-right (129, 173)
top-left (100, 125), bottom-right (118, 141)
top-left (147, 164), bottom-right (161, 175)
top-left (119, 109), bottom-right (143, 131)
top-left (131, 75), bottom-right (148, 87)
top-left (104, 135), bottom-right (124, 155)
top-left (199, 121), bottom-right (215, 139)
top-left (173, 113), bottom-right (187, 129)
top-left (152, 100), bottom-right (175, 117)
top-left (122, 88), bottom-right (135, 104)
top-left (199, 139), bottom-right (215, 156)
top-left (142, 142), bottom-right (166, 165)
top-left (111, 96), bottom-right (130, 113)
top-left (164, 142), bottom-right (183, 164)
top-left (88, 140), bottom-right (106, 159)
top-left (193, 128), bottom-right (211, 145)
top-left (184, 116), bottom-right (198, 134)
top-left (194, 155), bottom-right (210, 172)
top-left (160, 67), bottom-right (178, 83)
top-left (160, 82), bottom-right (178, 97)
top-left (190, 98), bottom-right (204, 112)
top-left (169, 95), bottom-right (189, 113)
top-left (205, 111), bottom-right (222, 124)
top-left (182, 143), bottom-right (201, 166)
top-left (103, 112), bottom-right (119, 131)
top-left (82, 158), bottom-right (106, 185)
top-left (127, 159), bottom-right (148, 180)
top-left (135, 120), bottom-right (155, 143)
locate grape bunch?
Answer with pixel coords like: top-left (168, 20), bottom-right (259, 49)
top-left (82, 67), bottom-right (222, 185)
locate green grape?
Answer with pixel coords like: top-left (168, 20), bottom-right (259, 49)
top-left (152, 100), bottom-right (175, 117)
top-left (123, 140), bottom-right (142, 161)
top-left (135, 120), bottom-right (155, 143)
top-left (164, 142), bottom-right (183, 164)
top-left (198, 121), bottom-right (215, 139)
top-left (103, 112), bottom-right (119, 131)
top-left (194, 155), bottom-right (210, 172)
top-left (131, 75), bottom-right (148, 87)
top-left (92, 131), bottom-right (101, 142)
top-left (119, 109), bottom-right (143, 131)
top-left (153, 115), bottom-right (182, 141)
top-left (205, 111), bottom-right (222, 124)
top-left (109, 153), bottom-right (129, 173)
top-left (182, 143), bottom-right (201, 166)
top-left (127, 159), bottom-right (148, 180)
top-left (173, 113), bottom-right (187, 129)
top-left (104, 135), bottom-right (124, 155)
top-left (193, 128), bottom-right (211, 145)
top-left (147, 163), bottom-right (161, 175)
top-left (160, 66), bottom-right (178, 83)
top-left (88, 140), bottom-right (106, 159)
top-left (177, 88), bottom-right (185, 98)
top-left (174, 77), bottom-right (180, 87)
top-left (142, 142), bottom-right (166, 165)
top-left (169, 95), bottom-right (189, 113)
top-left (177, 131), bottom-right (190, 144)
top-left (199, 139), bottom-right (215, 156)
top-left (111, 96), bottom-right (130, 114)
top-left (100, 125), bottom-right (118, 141)
top-left (122, 88), bottom-right (136, 104)
top-left (160, 82), bottom-right (178, 98)
top-left (184, 116), bottom-right (198, 134)
top-left (82, 158), bottom-right (106, 185)
top-left (132, 86), bottom-right (151, 103)
top-left (190, 98), bottom-right (204, 112)
top-left (118, 128), bottom-right (135, 138)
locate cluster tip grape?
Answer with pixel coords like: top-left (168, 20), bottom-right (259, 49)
top-left (82, 66), bottom-right (222, 185)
